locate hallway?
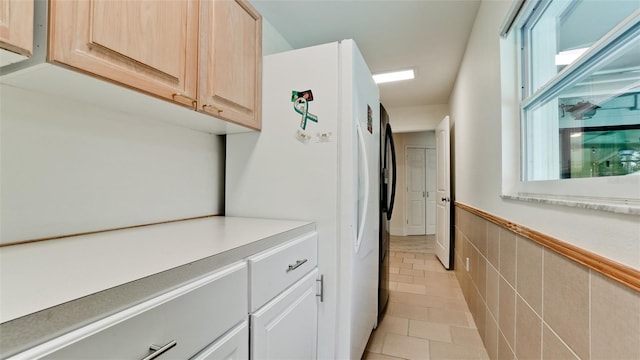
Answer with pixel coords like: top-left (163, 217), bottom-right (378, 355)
top-left (364, 235), bottom-right (489, 359)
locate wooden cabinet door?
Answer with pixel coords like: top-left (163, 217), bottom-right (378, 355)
top-left (0, 0), bottom-right (34, 56)
top-left (251, 269), bottom-right (318, 360)
top-left (199, 0), bottom-right (262, 130)
top-left (48, 0), bottom-right (198, 108)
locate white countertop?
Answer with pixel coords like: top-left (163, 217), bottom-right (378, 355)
top-left (0, 217), bottom-right (312, 324)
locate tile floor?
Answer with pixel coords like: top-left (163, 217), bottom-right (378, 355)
top-left (363, 235), bottom-right (489, 360)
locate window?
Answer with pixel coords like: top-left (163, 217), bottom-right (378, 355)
top-left (505, 1), bottom-right (640, 207)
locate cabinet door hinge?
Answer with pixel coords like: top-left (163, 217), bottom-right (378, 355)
top-left (316, 274), bottom-right (324, 302)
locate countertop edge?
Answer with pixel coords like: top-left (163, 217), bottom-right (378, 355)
top-left (0, 218), bottom-right (315, 358)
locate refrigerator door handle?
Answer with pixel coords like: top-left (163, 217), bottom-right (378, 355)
top-left (386, 123), bottom-right (397, 221)
top-left (355, 122), bottom-right (369, 253)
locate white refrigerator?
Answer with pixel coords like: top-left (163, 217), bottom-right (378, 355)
top-left (225, 39), bottom-right (380, 360)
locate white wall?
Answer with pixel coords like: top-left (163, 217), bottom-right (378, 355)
top-left (387, 104), bottom-right (449, 132)
top-left (261, 17), bottom-right (293, 55)
top-left (0, 85), bottom-right (224, 244)
top-left (450, 0), bottom-right (640, 269)
top-left (0, 17), bottom-right (294, 245)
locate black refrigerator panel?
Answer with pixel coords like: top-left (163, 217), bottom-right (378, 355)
top-left (378, 104), bottom-right (396, 322)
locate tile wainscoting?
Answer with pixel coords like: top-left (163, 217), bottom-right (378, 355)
top-left (454, 203), bottom-right (640, 360)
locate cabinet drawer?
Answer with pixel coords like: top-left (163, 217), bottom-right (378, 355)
top-left (248, 232), bottom-right (318, 311)
top-left (28, 262), bottom-right (248, 360)
top-left (191, 320), bottom-right (248, 360)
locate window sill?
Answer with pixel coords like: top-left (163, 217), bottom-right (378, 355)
top-left (501, 193), bottom-right (640, 216)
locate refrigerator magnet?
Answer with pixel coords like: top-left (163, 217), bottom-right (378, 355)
top-left (291, 90), bottom-right (318, 131)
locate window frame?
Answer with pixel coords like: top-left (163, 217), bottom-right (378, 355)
top-left (503, 1), bottom-right (640, 209)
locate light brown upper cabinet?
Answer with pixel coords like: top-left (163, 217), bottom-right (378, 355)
top-left (199, 0), bottom-right (262, 130)
top-left (0, 0), bottom-right (34, 57)
top-left (48, 0), bottom-right (262, 129)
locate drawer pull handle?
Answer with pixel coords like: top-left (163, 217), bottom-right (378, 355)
top-left (171, 93), bottom-right (197, 111)
top-left (287, 259), bottom-right (308, 272)
top-left (142, 340), bottom-right (177, 360)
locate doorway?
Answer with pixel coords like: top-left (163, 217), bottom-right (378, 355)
top-left (405, 146), bottom-right (436, 235)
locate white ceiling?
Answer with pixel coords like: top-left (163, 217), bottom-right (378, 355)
top-left (251, 0), bottom-right (481, 108)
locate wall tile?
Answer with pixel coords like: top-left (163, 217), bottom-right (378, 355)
top-left (543, 250), bottom-right (589, 360)
top-left (478, 254), bottom-right (487, 302)
top-left (542, 324), bottom-right (578, 360)
top-left (471, 244), bottom-right (480, 286)
top-left (487, 222), bottom-right (500, 268)
top-left (515, 296), bottom-right (541, 360)
top-left (516, 236), bottom-right (543, 314)
top-left (591, 271), bottom-right (640, 360)
top-left (477, 217), bottom-right (488, 257)
top-left (498, 331), bottom-right (515, 360)
top-left (498, 277), bottom-right (516, 348)
top-left (499, 228), bottom-right (516, 287)
top-left (486, 264), bottom-right (499, 320)
top-left (485, 308), bottom-right (498, 360)
top-left (469, 213), bottom-right (479, 248)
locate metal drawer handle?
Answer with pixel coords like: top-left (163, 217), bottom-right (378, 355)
top-left (142, 340), bottom-right (177, 360)
top-left (287, 259), bottom-right (308, 272)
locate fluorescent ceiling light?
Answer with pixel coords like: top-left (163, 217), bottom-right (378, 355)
top-left (555, 47), bottom-right (589, 66)
top-left (373, 69), bottom-right (415, 84)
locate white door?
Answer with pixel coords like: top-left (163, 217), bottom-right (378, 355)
top-left (406, 147), bottom-right (426, 235)
top-left (426, 148), bottom-right (436, 235)
top-left (435, 116), bottom-right (452, 269)
top-left (251, 269), bottom-right (318, 360)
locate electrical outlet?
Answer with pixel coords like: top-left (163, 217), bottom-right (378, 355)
top-left (465, 257), bottom-right (470, 272)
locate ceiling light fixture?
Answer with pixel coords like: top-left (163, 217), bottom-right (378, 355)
top-left (373, 69), bottom-right (415, 84)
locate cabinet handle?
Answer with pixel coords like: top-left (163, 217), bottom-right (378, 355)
top-left (202, 104), bottom-right (224, 115)
top-left (316, 274), bottom-right (324, 302)
top-left (172, 93), bottom-right (197, 110)
top-left (286, 259), bottom-right (308, 272)
top-left (142, 340), bottom-right (177, 360)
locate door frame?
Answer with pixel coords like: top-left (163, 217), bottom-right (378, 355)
top-left (403, 145), bottom-right (435, 236)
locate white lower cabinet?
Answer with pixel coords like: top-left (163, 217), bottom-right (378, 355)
top-left (191, 321), bottom-right (249, 360)
top-left (250, 269), bottom-right (319, 360)
top-left (8, 228), bottom-right (320, 360)
top-left (248, 232), bottom-right (319, 360)
top-left (20, 262), bottom-right (248, 360)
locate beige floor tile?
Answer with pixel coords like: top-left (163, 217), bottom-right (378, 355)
top-left (389, 292), bottom-right (447, 309)
top-left (372, 235), bottom-right (489, 360)
top-left (391, 303), bottom-right (430, 321)
top-left (405, 258), bottom-right (425, 265)
top-left (366, 328), bottom-right (387, 353)
top-left (390, 273), bottom-right (414, 284)
top-left (428, 308), bottom-right (470, 327)
top-left (396, 262), bottom-right (415, 270)
top-left (382, 333), bottom-right (430, 360)
top-left (444, 298), bottom-right (470, 313)
top-left (424, 285), bottom-right (464, 300)
top-left (408, 320), bottom-right (452, 343)
top-left (376, 315), bottom-right (409, 336)
top-left (389, 281), bottom-right (398, 291)
top-left (450, 326), bottom-right (485, 349)
top-left (363, 351), bottom-right (408, 360)
top-left (429, 340), bottom-right (489, 359)
top-left (396, 283), bottom-right (427, 295)
top-left (400, 268), bottom-right (425, 277)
